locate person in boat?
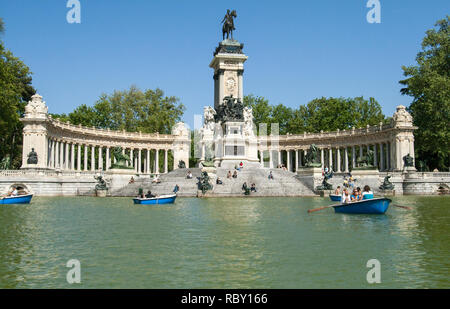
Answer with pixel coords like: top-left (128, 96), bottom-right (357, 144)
top-left (145, 190), bottom-right (156, 198)
top-left (173, 184), bottom-right (180, 194)
top-left (216, 177), bottom-right (223, 185)
top-left (356, 187), bottom-right (363, 201)
top-left (341, 188), bottom-right (351, 204)
top-left (250, 183), bottom-right (257, 192)
top-left (334, 186), bottom-right (341, 195)
top-left (9, 188), bottom-right (18, 196)
top-left (350, 189), bottom-right (359, 202)
top-left (232, 171), bottom-right (238, 178)
top-left (186, 171), bottom-right (193, 179)
top-left (362, 185), bottom-right (374, 200)
top-left (227, 171), bottom-right (232, 179)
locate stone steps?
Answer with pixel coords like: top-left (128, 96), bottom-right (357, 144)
top-left (109, 167), bottom-right (315, 197)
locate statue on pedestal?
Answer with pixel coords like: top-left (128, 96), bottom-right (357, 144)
top-left (379, 175), bottom-right (395, 191)
top-left (198, 171), bottom-right (213, 194)
top-left (221, 9), bottom-right (237, 40)
top-left (316, 170), bottom-right (334, 191)
top-left (355, 150), bottom-right (375, 169)
top-left (111, 147), bottom-right (132, 169)
top-left (178, 160), bottom-right (186, 169)
top-left (27, 148), bottom-right (38, 164)
top-left (403, 153), bottom-right (414, 167)
top-left (305, 144), bottom-right (321, 167)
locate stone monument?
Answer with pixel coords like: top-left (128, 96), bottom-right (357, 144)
top-left (199, 10), bottom-right (259, 168)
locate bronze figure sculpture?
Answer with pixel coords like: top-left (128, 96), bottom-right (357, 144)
top-left (221, 9), bottom-right (237, 40)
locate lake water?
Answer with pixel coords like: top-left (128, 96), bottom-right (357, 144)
top-left (0, 196), bottom-right (449, 288)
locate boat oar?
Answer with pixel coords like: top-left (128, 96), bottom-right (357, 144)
top-left (308, 204), bottom-right (339, 213)
top-left (392, 204), bottom-right (412, 210)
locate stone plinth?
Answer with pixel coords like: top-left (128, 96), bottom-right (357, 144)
top-left (96, 189), bottom-right (108, 197)
top-left (106, 168), bottom-right (135, 175)
top-left (297, 167), bottom-right (323, 193)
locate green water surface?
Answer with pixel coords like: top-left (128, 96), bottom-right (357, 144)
top-left (0, 196), bottom-right (449, 288)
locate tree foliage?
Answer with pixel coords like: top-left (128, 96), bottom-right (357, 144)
top-left (400, 16), bottom-right (450, 170)
top-left (244, 94), bottom-right (385, 135)
top-left (53, 86), bottom-right (185, 134)
top-left (0, 18), bottom-right (36, 168)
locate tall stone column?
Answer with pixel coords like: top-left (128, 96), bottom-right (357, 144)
top-left (386, 142), bottom-right (390, 170)
top-left (380, 143), bottom-right (385, 171)
top-left (337, 148), bottom-right (341, 172)
top-left (146, 149), bottom-right (150, 173)
top-left (373, 144), bottom-right (378, 169)
top-left (130, 149), bottom-right (134, 168)
top-left (352, 146), bottom-right (356, 168)
top-left (344, 147), bottom-right (349, 172)
top-left (106, 147), bottom-right (110, 170)
top-left (77, 144), bottom-right (81, 171)
top-left (260, 150), bottom-right (264, 167)
top-left (98, 146), bottom-right (103, 171)
top-left (320, 148), bottom-right (324, 168)
top-left (71, 143), bottom-right (75, 170)
top-left (64, 142), bottom-right (69, 170)
top-left (278, 150), bottom-right (281, 167)
top-left (84, 144), bottom-right (88, 171)
top-left (138, 149), bottom-right (142, 174)
top-left (155, 149), bottom-right (159, 173)
top-left (51, 139), bottom-right (55, 168)
top-left (287, 150), bottom-right (291, 172)
top-left (329, 148), bottom-right (333, 170)
top-left (91, 145), bottom-right (95, 171)
top-left (295, 149), bottom-right (299, 171)
top-left (164, 149), bottom-right (168, 173)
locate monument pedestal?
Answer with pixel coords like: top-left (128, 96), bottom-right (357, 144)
top-left (297, 167), bottom-right (323, 193)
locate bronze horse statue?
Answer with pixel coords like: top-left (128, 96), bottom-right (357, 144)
top-left (222, 9), bottom-right (237, 40)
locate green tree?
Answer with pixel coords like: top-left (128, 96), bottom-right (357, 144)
top-left (400, 16), bottom-right (450, 170)
top-left (58, 86), bottom-right (185, 134)
top-left (0, 18), bottom-right (36, 168)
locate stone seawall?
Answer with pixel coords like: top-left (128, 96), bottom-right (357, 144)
top-left (0, 170), bottom-right (448, 197)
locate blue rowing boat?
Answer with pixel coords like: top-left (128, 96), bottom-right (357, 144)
top-left (133, 194), bottom-right (177, 205)
top-left (332, 197), bottom-right (391, 214)
top-left (329, 194), bottom-right (341, 201)
top-left (0, 194), bottom-right (33, 205)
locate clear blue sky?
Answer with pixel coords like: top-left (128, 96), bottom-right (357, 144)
top-left (1, 0), bottom-right (448, 128)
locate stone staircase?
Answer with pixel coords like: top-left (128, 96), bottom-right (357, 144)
top-left (109, 167), bottom-right (315, 197)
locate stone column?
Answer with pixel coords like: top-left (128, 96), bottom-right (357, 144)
top-left (106, 147), bottom-right (110, 170)
top-left (373, 144), bottom-right (378, 169)
top-left (295, 149), bottom-right (299, 171)
top-left (146, 149), bottom-right (150, 173)
top-left (98, 146), bottom-right (103, 171)
top-left (130, 149), bottom-right (134, 168)
top-left (155, 149), bottom-right (159, 173)
top-left (260, 150), bottom-right (264, 167)
top-left (77, 144), bottom-right (81, 171)
top-left (84, 144), bottom-right (88, 171)
top-left (352, 146), bottom-right (356, 168)
top-left (71, 143), bottom-right (75, 170)
top-left (278, 150), bottom-right (281, 167)
top-left (138, 149), bottom-right (142, 174)
top-left (64, 142), bottom-right (69, 170)
top-left (51, 139), bottom-right (55, 168)
top-left (380, 143), bottom-right (385, 171)
top-left (386, 142), bottom-right (390, 170)
top-left (164, 149), bottom-right (168, 173)
top-left (287, 150), bottom-right (291, 172)
top-left (329, 148), bottom-right (333, 170)
top-left (344, 147), bottom-right (349, 172)
top-left (320, 148), bottom-right (324, 168)
top-left (336, 148), bottom-right (341, 172)
top-left (91, 145), bottom-right (95, 171)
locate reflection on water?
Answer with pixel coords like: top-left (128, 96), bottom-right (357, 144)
top-left (0, 196), bottom-right (449, 288)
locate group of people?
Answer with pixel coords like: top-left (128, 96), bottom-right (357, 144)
top-left (335, 185), bottom-right (374, 204)
top-left (137, 184), bottom-right (179, 199)
top-left (227, 170), bottom-right (238, 179)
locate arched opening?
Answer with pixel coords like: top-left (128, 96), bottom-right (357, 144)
top-left (4, 183), bottom-right (31, 195)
